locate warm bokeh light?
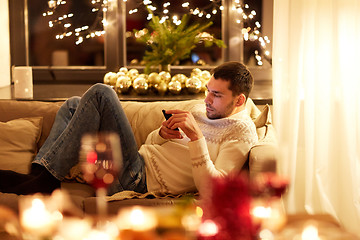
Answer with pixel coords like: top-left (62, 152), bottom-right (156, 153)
top-left (301, 225), bottom-right (320, 240)
top-left (198, 219), bottom-right (219, 237)
top-left (116, 206), bottom-right (158, 231)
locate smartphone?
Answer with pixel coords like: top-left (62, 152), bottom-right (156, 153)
top-left (162, 110), bottom-right (179, 131)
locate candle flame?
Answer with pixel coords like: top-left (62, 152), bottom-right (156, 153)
top-left (302, 225), bottom-right (320, 240)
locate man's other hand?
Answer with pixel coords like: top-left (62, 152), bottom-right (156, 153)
top-left (159, 110), bottom-right (203, 141)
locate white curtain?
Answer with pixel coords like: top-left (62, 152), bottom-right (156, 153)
top-left (272, 0), bottom-right (360, 236)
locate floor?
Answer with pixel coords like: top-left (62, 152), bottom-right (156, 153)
top-left (0, 80), bottom-right (272, 104)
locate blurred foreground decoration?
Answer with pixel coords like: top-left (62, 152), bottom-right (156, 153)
top-left (198, 172), bottom-right (289, 240)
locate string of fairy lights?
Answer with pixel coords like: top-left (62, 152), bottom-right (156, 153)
top-left (126, 0), bottom-right (223, 24)
top-left (42, 0), bottom-right (108, 45)
top-left (42, 0), bottom-right (271, 65)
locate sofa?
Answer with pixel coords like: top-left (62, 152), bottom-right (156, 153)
top-left (0, 96), bottom-right (277, 216)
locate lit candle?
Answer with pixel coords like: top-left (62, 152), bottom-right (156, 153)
top-left (56, 217), bottom-right (92, 240)
top-left (116, 206), bottom-right (157, 231)
top-left (20, 197), bottom-right (62, 237)
top-left (301, 224), bottom-right (320, 240)
top-left (252, 205), bottom-right (272, 219)
top-left (251, 199), bottom-right (287, 232)
top-left (116, 207), bottom-right (158, 240)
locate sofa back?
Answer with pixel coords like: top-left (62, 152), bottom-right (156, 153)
top-left (0, 98), bottom-right (263, 150)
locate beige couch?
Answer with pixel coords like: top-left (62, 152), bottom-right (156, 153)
top-left (0, 97), bottom-right (277, 215)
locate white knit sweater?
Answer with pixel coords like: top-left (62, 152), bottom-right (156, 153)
top-left (139, 104), bottom-right (258, 194)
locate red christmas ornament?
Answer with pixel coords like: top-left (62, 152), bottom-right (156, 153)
top-left (199, 173), bottom-right (259, 240)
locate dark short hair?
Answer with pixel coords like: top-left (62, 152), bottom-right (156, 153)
top-left (212, 61), bottom-right (254, 99)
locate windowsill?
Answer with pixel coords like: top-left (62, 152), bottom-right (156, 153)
top-left (29, 65), bottom-right (272, 83)
top-left (0, 81), bottom-right (272, 105)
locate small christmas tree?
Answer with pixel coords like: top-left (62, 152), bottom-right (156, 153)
top-left (134, 12), bottom-right (226, 73)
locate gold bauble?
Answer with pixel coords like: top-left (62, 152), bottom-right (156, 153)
top-left (200, 70), bottom-right (211, 92)
top-left (116, 71), bottom-right (126, 79)
top-left (171, 74), bottom-right (188, 88)
top-left (119, 67), bottom-right (128, 74)
top-left (115, 76), bottom-right (132, 94)
top-left (185, 76), bottom-right (202, 94)
top-left (103, 72), bottom-right (111, 85)
top-left (200, 79), bottom-right (209, 92)
top-left (196, 59), bottom-right (206, 66)
top-left (103, 72), bottom-right (117, 86)
top-left (191, 68), bottom-right (202, 78)
top-left (159, 71), bottom-right (171, 83)
top-left (168, 81), bottom-right (182, 95)
top-left (148, 72), bottom-right (161, 86)
top-left (200, 70), bottom-right (211, 81)
top-left (155, 82), bottom-right (168, 95)
top-left (130, 59), bottom-right (139, 65)
top-left (138, 73), bottom-right (149, 81)
top-left (127, 69), bottom-right (139, 80)
top-left (133, 77), bottom-right (148, 95)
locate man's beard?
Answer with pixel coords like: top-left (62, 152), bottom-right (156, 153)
top-left (206, 101), bottom-right (236, 119)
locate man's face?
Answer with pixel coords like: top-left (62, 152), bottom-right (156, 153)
top-left (204, 76), bottom-right (242, 119)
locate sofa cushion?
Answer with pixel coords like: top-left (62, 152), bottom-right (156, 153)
top-left (0, 100), bottom-right (63, 149)
top-left (246, 98), bottom-right (262, 121)
top-left (254, 104), bottom-right (274, 141)
top-left (254, 104), bottom-right (272, 128)
top-left (0, 117), bottom-right (43, 174)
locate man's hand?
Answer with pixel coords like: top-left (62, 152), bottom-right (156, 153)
top-left (159, 110), bottom-right (203, 141)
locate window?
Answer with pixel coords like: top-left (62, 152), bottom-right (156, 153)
top-left (28, 0), bottom-right (105, 66)
top-left (9, 0), bottom-right (272, 82)
top-left (125, 0), bottom-right (223, 67)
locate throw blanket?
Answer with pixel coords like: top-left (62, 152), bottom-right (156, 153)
top-left (106, 190), bottom-right (198, 202)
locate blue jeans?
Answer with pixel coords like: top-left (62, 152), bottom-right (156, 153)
top-left (33, 83), bottom-right (147, 195)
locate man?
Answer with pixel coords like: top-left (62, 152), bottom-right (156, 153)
top-left (0, 61), bottom-right (258, 196)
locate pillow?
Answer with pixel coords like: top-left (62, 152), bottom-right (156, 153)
top-left (254, 104), bottom-right (272, 128)
top-left (253, 105), bottom-right (273, 141)
top-left (0, 117), bottom-right (43, 174)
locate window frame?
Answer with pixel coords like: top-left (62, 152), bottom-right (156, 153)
top-left (9, 0), bottom-right (271, 83)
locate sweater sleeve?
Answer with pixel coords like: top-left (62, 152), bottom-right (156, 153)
top-left (144, 127), bottom-right (168, 145)
top-left (188, 136), bottom-right (254, 193)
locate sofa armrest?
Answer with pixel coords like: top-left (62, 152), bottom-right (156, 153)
top-left (249, 123), bottom-right (279, 178)
top-left (248, 144), bottom-right (278, 178)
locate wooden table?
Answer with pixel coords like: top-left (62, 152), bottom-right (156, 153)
top-left (276, 213), bottom-right (359, 239)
